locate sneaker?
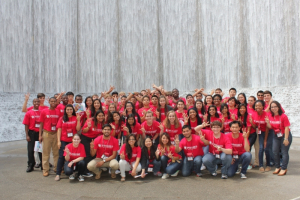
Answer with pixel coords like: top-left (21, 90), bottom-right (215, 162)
top-left (162, 173), bottom-right (169, 179)
top-left (211, 172), bottom-right (217, 177)
top-left (83, 172), bottom-right (93, 177)
top-left (247, 165), bottom-right (252, 170)
top-left (201, 164), bottom-right (206, 170)
top-left (259, 167), bottom-right (265, 172)
top-left (54, 175), bottom-right (60, 181)
top-left (154, 171), bottom-right (163, 176)
top-left (111, 172), bottom-right (116, 179)
top-left (171, 170), bottom-right (179, 177)
top-left (196, 172), bottom-right (203, 177)
top-left (102, 168), bottom-right (107, 172)
top-left (265, 166), bottom-right (271, 172)
top-left (69, 174), bottom-right (75, 180)
top-left (95, 170), bottom-right (102, 180)
top-left (115, 170), bottom-right (121, 175)
top-left (240, 173), bottom-right (247, 179)
top-left (78, 175), bottom-right (84, 182)
top-left (109, 168), bottom-right (111, 174)
top-left (235, 168), bottom-right (241, 174)
top-left (221, 174), bottom-right (228, 179)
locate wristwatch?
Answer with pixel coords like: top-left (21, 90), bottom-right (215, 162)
top-left (103, 159), bottom-right (106, 163)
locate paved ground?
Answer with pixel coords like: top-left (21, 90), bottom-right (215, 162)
top-left (0, 139), bottom-right (300, 200)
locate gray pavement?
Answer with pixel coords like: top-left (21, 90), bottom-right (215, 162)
top-left (0, 139), bottom-right (300, 200)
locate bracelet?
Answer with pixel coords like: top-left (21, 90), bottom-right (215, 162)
top-left (284, 138), bottom-right (288, 140)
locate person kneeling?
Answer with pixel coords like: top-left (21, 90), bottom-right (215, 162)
top-left (226, 121), bottom-right (252, 178)
top-left (157, 133), bottom-right (182, 179)
top-left (195, 121), bottom-right (232, 179)
top-left (87, 124), bottom-right (119, 180)
top-left (174, 125), bottom-right (205, 177)
top-left (119, 134), bottom-right (142, 181)
top-left (64, 134), bottom-right (86, 181)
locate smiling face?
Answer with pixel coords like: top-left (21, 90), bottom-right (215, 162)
top-left (270, 102), bottom-right (279, 115)
top-left (161, 135), bottom-right (169, 145)
top-left (125, 103), bottom-right (133, 112)
top-left (93, 100), bottom-right (101, 110)
top-left (209, 107), bottom-right (216, 116)
top-left (228, 99), bottom-right (236, 107)
top-left (188, 109), bottom-right (197, 119)
top-left (168, 112), bottom-right (176, 123)
top-left (187, 96), bottom-right (193, 103)
top-left (230, 123), bottom-right (240, 134)
top-left (109, 104), bottom-right (116, 112)
top-left (66, 106), bottom-right (74, 117)
top-left (238, 94), bottom-right (245, 104)
top-left (96, 112), bottom-right (105, 122)
top-left (221, 106), bottom-right (228, 115)
top-left (172, 89), bottom-right (179, 98)
top-left (177, 102), bottom-right (184, 110)
top-left (102, 126), bottom-right (111, 137)
top-left (33, 99), bottom-right (40, 109)
top-left (145, 113), bottom-right (153, 122)
top-left (213, 96), bottom-right (221, 106)
top-left (255, 102), bottom-right (263, 112)
top-left (113, 113), bottom-right (120, 121)
top-left (144, 138), bottom-right (152, 148)
top-left (206, 96), bottom-right (212, 104)
top-left (142, 97), bottom-right (150, 106)
top-left (128, 135), bottom-right (136, 147)
top-left (151, 97), bottom-right (158, 106)
top-left (248, 97), bottom-right (255, 107)
top-left (182, 127), bottom-right (191, 138)
top-left (62, 95), bottom-right (68, 105)
top-left (86, 98), bottom-right (92, 108)
top-left (127, 117), bottom-right (134, 125)
top-left (239, 106), bottom-right (246, 115)
top-left (159, 97), bottom-right (166, 107)
top-left (72, 135), bottom-right (81, 146)
top-left (195, 101), bottom-right (203, 110)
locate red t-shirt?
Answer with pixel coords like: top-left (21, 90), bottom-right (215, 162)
top-left (110, 121), bottom-right (125, 137)
top-left (264, 102), bottom-right (285, 113)
top-left (268, 113), bottom-right (290, 134)
top-left (226, 132), bottom-right (248, 155)
top-left (202, 129), bottom-right (232, 154)
top-left (206, 116), bottom-right (222, 130)
top-left (216, 106), bottom-right (222, 116)
top-left (222, 117), bottom-right (233, 133)
top-left (252, 111), bottom-right (268, 132)
top-left (22, 109), bottom-right (41, 132)
top-left (247, 105), bottom-right (255, 116)
top-left (138, 106), bottom-right (157, 118)
top-left (63, 143), bottom-right (86, 161)
top-left (120, 144), bottom-right (141, 163)
top-left (240, 115), bottom-right (255, 134)
top-left (93, 135), bottom-right (119, 158)
top-left (82, 119), bottom-right (103, 138)
top-left (175, 110), bottom-right (187, 125)
top-left (197, 111), bottom-right (204, 121)
top-left (56, 104), bottom-right (66, 118)
top-left (222, 97), bottom-right (229, 103)
top-left (141, 121), bottom-right (161, 138)
top-left (40, 108), bottom-right (60, 132)
top-left (163, 124), bottom-right (182, 139)
top-left (135, 101), bottom-right (140, 111)
top-left (27, 105), bottom-right (49, 112)
top-left (169, 97), bottom-right (187, 107)
top-left (56, 116), bottom-right (78, 142)
top-left (157, 144), bottom-right (182, 163)
top-left (179, 134), bottom-right (204, 157)
top-left (189, 119), bottom-right (199, 134)
top-left (229, 108), bottom-right (238, 116)
top-left (124, 123), bottom-right (142, 136)
top-left (160, 108), bottom-right (166, 122)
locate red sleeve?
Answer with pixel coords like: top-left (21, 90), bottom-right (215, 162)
top-left (282, 114), bottom-right (290, 128)
top-left (224, 136), bottom-right (232, 149)
top-left (113, 138), bottom-right (120, 151)
top-left (56, 117), bottom-right (63, 128)
top-left (136, 147), bottom-right (141, 158)
top-left (119, 144), bottom-right (126, 155)
top-left (138, 109), bottom-right (143, 117)
top-left (136, 123), bottom-right (142, 134)
top-left (22, 112), bottom-right (30, 125)
top-left (154, 121), bottom-right (161, 133)
top-left (80, 144), bottom-right (86, 157)
top-left (40, 110), bottom-right (46, 123)
top-left (27, 106), bottom-right (33, 111)
top-left (93, 138), bottom-right (98, 150)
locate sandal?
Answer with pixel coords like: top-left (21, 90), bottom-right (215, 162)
top-left (121, 177), bottom-right (126, 182)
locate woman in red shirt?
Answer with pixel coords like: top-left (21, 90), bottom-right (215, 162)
top-left (109, 112), bottom-right (125, 141)
top-left (156, 133), bottom-right (182, 179)
top-left (175, 99), bottom-right (187, 126)
top-left (81, 110), bottom-right (105, 177)
top-left (194, 99), bottom-right (206, 121)
top-left (81, 96), bottom-right (93, 126)
top-left (157, 95), bottom-right (173, 123)
top-left (265, 101), bottom-right (292, 176)
top-left (119, 134), bottom-right (142, 181)
top-left (204, 95), bottom-right (213, 112)
top-left (91, 99), bottom-right (103, 118)
top-left (163, 110), bottom-right (182, 143)
top-left (205, 105), bottom-right (222, 130)
top-left (123, 101), bottom-right (141, 124)
top-left (55, 104), bottom-right (81, 181)
top-left (212, 94), bottom-right (222, 115)
top-left (238, 93), bottom-right (247, 105)
top-left (184, 108), bottom-right (202, 135)
top-left (220, 103), bottom-right (234, 134)
top-left (228, 97), bottom-right (238, 116)
top-left (186, 94), bottom-right (194, 110)
top-left (138, 96), bottom-right (156, 122)
top-left (63, 134), bottom-right (86, 181)
top-left (123, 114), bottom-right (142, 142)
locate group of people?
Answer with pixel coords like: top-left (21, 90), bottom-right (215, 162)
top-left (22, 85), bottom-right (293, 182)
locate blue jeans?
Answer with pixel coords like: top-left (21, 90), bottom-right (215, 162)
top-left (258, 131), bottom-right (272, 167)
top-left (228, 152), bottom-right (252, 177)
top-left (248, 132), bottom-right (257, 150)
top-left (202, 145), bottom-right (209, 156)
top-left (273, 132), bottom-right (292, 170)
top-left (182, 155), bottom-right (202, 176)
top-left (56, 141), bottom-right (71, 175)
top-left (146, 159), bottom-right (161, 173)
top-left (64, 160), bottom-right (86, 176)
top-left (203, 153), bottom-right (232, 175)
top-left (268, 129), bottom-right (274, 164)
top-left (161, 156), bottom-right (182, 175)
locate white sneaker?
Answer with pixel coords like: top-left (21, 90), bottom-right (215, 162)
top-left (201, 164), bottom-right (206, 170)
top-left (171, 170), bottom-right (179, 177)
top-left (69, 174), bottom-right (75, 180)
top-left (162, 173), bottom-right (169, 179)
top-left (240, 173), bottom-right (247, 179)
top-left (235, 168), bottom-right (241, 174)
top-left (82, 172), bottom-right (93, 177)
top-left (115, 170), bottom-right (121, 175)
top-left (78, 175), bottom-right (85, 182)
top-left (109, 168), bottom-right (111, 174)
top-left (102, 168), bottom-right (108, 172)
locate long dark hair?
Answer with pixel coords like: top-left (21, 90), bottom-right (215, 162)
top-left (84, 96), bottom-right (93, 109)
top-left (63, 104), bottom-right (76, 122)
top-left (126, 114), bottom-right (136, 134)
top-left (194, 99), bottom-right (206, 115)
top-left (238, 93), bottom-right (247, 105)
top-left (270, 101), bottom-right (284, 117)
top-left (187, 107), bottom-right (202, 126)
top-left (221, 103), bottom-right (230, 119)
top-left (91, 99), bottom-right (103, 117)
top-left (159, 132), bottom-right (171, 149)
top-left (141, 136), bottom-right (156, 160)
top-left (125, 134), bottom-right (138, 159)
top-left (124, 102), bottom-right (141, 124)
top-left (238, 104), bottom-right (248, 127)
top-left (94, 110), bottom-right (105, 127)
top-left (207, 105), bottom-right (220, 123)
top-left (109, 112), bottom-right (123, 131)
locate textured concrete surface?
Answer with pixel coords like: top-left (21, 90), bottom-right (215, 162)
top-left (0, 139), bottom-right (300, 200)
top-left (1, 0), bottom-right (300, 93)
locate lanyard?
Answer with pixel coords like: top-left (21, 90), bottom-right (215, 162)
top-left (33, 110), bottom-right (40, 122)
top-left (101, 136), bottom-right (111, 153)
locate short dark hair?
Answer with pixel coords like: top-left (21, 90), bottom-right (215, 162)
top-left (229, 120), bottom-right (241, 127)
top-left (257, 90), bottom-right (264, 95)
top-left (263, 90), bottom-right (273, 96)
top-left (112, 91), bottom-right (118, 95)
top-left (75, 94), bottom-right (82, 99)
top-left (182, 125), bottom-right (191, 130)
top-left (49, 97), bottom-right (56, 101)
top-left (215, 88), bottom-right (222, 92)
top-left (37, 93), bottom-right (45, 98)
top-left (151, 95), bottom-right (158, 100)
top-left (253, 100), bottom-right (265, 109)
top-left (66, 91), bottom-right (74, 96)
top-left (229, 88), bottom-right (237, 92)
top-left (102, 124), bottom-right (112, 130)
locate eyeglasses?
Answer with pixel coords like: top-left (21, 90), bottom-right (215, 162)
top-left (257, 95), bottom-right (263, 97)
top-left (271, 106), bottom-right (278, 109)
top-left (128, 139), bottom-right (136, 141)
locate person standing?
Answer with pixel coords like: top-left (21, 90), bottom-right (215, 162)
top-left (39, 97), bottom-right (60, 177)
